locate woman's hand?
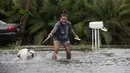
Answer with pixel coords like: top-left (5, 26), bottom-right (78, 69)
top-left (48, 33), bottom-right (52, 37)
top-left (74, 36), bottom-right (81, 41)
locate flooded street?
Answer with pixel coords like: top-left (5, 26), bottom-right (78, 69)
top-left (0, 48), bottom-right (130, 73)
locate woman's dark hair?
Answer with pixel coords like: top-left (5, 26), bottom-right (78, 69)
top-left (60, 14), bottom-right (68, 18)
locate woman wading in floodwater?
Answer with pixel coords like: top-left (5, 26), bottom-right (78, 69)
top-left (48, 14), bottom-right (80, 60)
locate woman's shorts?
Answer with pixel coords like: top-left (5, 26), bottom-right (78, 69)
top-left (53, 38), bottom-right (70, 45)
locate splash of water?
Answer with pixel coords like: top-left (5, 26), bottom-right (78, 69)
top-left (46, 51), bottom-right (61, 60)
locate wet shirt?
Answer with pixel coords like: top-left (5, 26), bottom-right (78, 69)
top-left (52, 21), bottom-right (72, 41)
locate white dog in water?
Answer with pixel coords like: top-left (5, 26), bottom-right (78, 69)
top-left (16, 48), bottom-right (36, 60)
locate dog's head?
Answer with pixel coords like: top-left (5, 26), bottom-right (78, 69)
top-left (27, 49), bottom-right (36, 59)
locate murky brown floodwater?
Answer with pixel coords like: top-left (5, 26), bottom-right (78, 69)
top-left (0, 48), bottom-right (130, 73)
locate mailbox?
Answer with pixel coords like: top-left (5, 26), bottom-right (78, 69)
top-left (89, 21), bottom-right (103, 29)
top-left (89, 21), bottom-right (104, 51)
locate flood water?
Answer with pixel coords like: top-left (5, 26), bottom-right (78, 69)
top-left (0, 48), bottom-right (130, 73)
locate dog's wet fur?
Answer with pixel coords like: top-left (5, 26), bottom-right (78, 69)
top-left (17, 48), bottom-right (36, 60)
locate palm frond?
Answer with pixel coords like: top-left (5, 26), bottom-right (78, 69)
top-left (33, 31), bottom-right (45, 45)
top-left (101, 32), bottom-right (112, 45)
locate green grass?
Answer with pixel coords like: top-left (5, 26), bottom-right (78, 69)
top-left (0, 46), bottom-right (24, 54)
top-left (0, 45), bottom-right (92, 52)
top-left (72, 45), bottom-right (92, 52)
top-left (0, 46), bottom-right (24, 50)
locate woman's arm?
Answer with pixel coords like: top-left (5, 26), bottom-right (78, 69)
top-left (48, 28), bottom-right (56, 37)
top-left (71, 29), bottom-right (78, 38)
top-left (68, 21), bottom-right (81, 40)
top-left (68, 21), bottom-right (80, 39)
top-left (48, 22), bottom-right (59, 37)
top-left (71, 29), bottom-right (81, 40)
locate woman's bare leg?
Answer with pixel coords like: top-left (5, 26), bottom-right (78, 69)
top-left (52, 41), bottom-right (60, 60)
top-left (64, 43), bottom-right (71, 59)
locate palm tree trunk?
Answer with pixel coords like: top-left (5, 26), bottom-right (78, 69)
top-left (25, 0), bottom-right (31, 12)
top-left (21, 0), bottom-right (31, 44)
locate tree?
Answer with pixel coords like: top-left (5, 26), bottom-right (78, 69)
top-left (21, 0), bottom-right (31, 44)
top-left (0, 0), bottom-right (130, 45)
top-left (78, 0), bottom-right (130, 45)
top-left (28, 0), bottom-right (130, 45)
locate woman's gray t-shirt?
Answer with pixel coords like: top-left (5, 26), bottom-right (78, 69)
top-left (52, 21), bottom-right (72, 43)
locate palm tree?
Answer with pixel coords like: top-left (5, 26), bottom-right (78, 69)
top-left (0, 0), bottom-right (22, 23)
top-left (0, 0), bottom-right (130, 45)
top-left (27, 0), bottom-right (130, 45)
top-left (20, 0), bottom-right (31, 44)
top-left (78, 0), bottom-right (130, 45)
top-left (28, 0), bottom-right (87, 44)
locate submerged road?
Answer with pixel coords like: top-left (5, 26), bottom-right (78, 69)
top-left (0, 48), bottom-right (130, 73)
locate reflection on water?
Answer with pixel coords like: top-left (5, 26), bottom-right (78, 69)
top-left (0, 49), bottom-right (130, 73)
